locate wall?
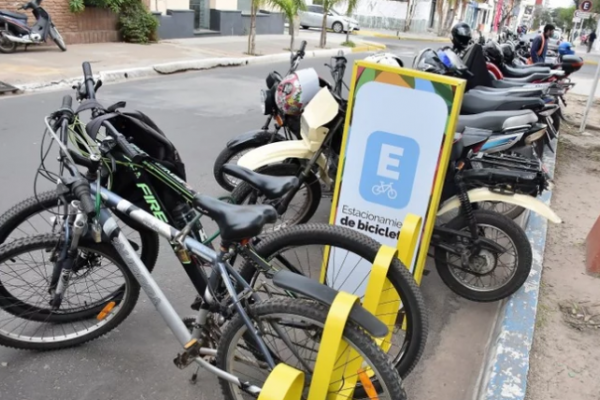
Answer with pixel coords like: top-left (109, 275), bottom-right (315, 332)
top-left (209, 0), bottom-right (237, 10)
top-left (0, 0), bottom-right (119, 44)
top-left (153, 9), bottom-right (194, 38)
top-left (150, 0), bottom-right (191, 14)
top-left (333, 0), bottom-right (433, 32)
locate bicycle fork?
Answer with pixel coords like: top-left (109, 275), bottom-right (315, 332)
top-left (50, 200), bottom-right (87, 309)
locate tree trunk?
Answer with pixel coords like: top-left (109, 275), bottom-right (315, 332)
top-left (436, 0), bottom-right (445, 35)
top-left (290, 17), bottom-right (295, 50)
top-left (459, 0), bottom-right (467, 20)
top-left (404, 0), bottom-right (411, 32)
top-left (248, 1), bottom-right (257, 55)
top-left (320, 9), bottom-right (328, 47)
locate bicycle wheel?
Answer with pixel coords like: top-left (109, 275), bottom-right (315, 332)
top-left (217, 298), bottom-right (407, 400)
top-left (0, 190), bottom-right (160, 271)
top-left (238, 223), bottom-right (428, 378)
top-left (0, 234), bottom-right (140, 350)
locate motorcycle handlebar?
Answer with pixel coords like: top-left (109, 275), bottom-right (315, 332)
top-left (298, 40), bottom-right (307, 56)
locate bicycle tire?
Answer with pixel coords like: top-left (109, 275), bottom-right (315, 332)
top-left (216, 298), bottom-right (407, 400)
top-left (0, 190), bottom-right (160, 272)
top-left (0, 234), bottom-right (140, 350)
top-left (238, 223), bottom-right (428, 378)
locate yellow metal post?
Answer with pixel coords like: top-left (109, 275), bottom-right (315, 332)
top-left (258, 364), bottom-right (305, 400)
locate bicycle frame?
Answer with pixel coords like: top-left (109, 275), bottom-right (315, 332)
top-left (84, 184), bottom-right (272, 395)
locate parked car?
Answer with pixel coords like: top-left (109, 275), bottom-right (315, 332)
top-left (298, 5), bottom-right (360, 34)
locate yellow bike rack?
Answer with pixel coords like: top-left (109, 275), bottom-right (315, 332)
top-left (258, 214), bottom-right (423, 400)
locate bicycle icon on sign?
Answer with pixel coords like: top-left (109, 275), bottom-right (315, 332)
top-left (372, 181), bottom-right (398, 199)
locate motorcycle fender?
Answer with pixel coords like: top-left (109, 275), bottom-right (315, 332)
top-left (437, 188), bottom-right (562, 224)
top-left (237, 140), bottom-right (328, 174)
top-left (226, 129), bottom-right (283, 149)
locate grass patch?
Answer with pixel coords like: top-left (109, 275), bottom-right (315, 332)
top-left (341, 40), bottom-right (356, 47)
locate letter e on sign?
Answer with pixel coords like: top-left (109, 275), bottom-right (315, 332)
top-left (581, 0), bottom-right (592, 12)
top-left (359, 131), bottom-right (419, 210)
top-left (377, 144), bottom-right (404, 180)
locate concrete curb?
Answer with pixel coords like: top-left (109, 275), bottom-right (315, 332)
top-left (353, 30), bottom-right (450, 43)
top-left (477, 142), bottom-right (558, 400)
top-left (11, 43), bottom-right (385, 94)
top-left (584, 59), bottom-right (599, 65)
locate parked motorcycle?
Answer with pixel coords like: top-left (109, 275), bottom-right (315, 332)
top-left (0, 0), bottom-right (66, 53)
top-left (212, 41), bottom-right (337, 191)
top-left (227, 83), bottom-right (560, 302)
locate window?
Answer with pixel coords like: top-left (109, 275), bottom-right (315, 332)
top-left (309, 5), bottom-right (323, 13)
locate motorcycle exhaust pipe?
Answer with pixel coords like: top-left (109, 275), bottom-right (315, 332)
top-left (1, 33), bottom-right (34, 44)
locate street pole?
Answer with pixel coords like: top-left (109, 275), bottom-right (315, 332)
top-left (579, 58), bottom-right (600, 133)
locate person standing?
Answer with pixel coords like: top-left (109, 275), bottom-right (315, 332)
top-left (588, 30), bottom-right (597, 53)
top-left (529, 24), bottom-right (555, 64)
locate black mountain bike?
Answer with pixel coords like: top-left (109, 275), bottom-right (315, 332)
top-left (0, 62), bottom-right (427, 379)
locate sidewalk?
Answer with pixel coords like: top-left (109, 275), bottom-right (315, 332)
top-left (353, 28), bottom-right (450, 43)
top-left (0, 31), bottom-right (384, 91)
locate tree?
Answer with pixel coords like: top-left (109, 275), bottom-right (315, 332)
top-left (497, 0), bottom-right (520, 31)
top-left (247, 0), bottom-right (306, 54)
top-left (553, 6), bottom-right (576, 31)
top-left (318, 0), bottom-right (359, 48)
top-left (404, 0), bottom-right (421, 32)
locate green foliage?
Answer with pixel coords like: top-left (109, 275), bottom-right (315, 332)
top-left (553, 6), bottom-right (576, 30)
top-left (341, 40), bottom-right (355, 47)
top-left (119, 1), bottom-right (159, 43)
top-left (67, 0), bottom-right (158, 43)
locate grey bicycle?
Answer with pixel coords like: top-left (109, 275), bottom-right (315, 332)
top-left (0, 96), bottom-right (407, 400)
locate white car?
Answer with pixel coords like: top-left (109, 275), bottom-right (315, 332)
top-left (299, 5), bottom-right (360, 34)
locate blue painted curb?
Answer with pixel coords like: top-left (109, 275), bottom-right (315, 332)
top-left (477, 145), bottom-right (557, 400)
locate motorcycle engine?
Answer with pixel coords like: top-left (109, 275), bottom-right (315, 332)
top-left (29, 33), bottom-right (42, 41)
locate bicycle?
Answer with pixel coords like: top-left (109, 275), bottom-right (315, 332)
top-left (0, 63), bottom-right (428, 379)
top-left (0, 95), bottom-right (407, 400)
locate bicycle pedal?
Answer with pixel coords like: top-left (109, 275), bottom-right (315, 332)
top-left (173, 339), bottom-right (201, 370)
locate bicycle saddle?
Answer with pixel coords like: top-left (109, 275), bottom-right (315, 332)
top-left (222, 164), bottom-right (298, 199)
top-left (194, 195), bottom-right (277, 242)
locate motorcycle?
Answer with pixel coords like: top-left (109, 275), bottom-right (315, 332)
top-left (0, 0), bottom-right (66, 53)
top-left (228, 84), bottom-right (560, 302)
top-left (212, 41), bottom-right (340, 191)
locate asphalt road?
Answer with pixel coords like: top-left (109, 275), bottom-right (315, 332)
top-left (0, 52), bottom-right (498, 400)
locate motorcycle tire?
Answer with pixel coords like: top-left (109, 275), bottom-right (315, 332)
top-left (434, 209), bottom-right (532, 302)
top-left (213, 142), bottom-right (262, 192)
top-left (231, 162), bottom-right (321, 228)
top-left (0, 30), bottom-right (17, 53)
top-left (49, 24), bottom-right (67, 52)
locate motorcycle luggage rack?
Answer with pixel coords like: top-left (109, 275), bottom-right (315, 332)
top-left (471, 153), bottom-right (542, 173)
top-left (0, 81), bottom-right (19, 95)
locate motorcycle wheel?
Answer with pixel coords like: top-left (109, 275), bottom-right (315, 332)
top-left (213, 143), bottom-right (261, 192)
top-left (0, 31), bottom-right (17, 53)
top-left (50, 25), bottom-right (67, 52)
top-left (434, 209), bottom-right (532, 302)
top-left (231, 162), bottom-right (321, 233)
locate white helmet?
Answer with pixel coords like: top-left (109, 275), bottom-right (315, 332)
top-left (363, 52), bottom-right (404, 68)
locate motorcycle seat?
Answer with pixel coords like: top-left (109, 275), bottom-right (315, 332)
top-left (471, 86), bottom-right (545, 97)
top-left (462, 92), bottom-right (545, 114)
top-left (457, 110), bottom-right (537, 133)
top-left (502, 72), bottom-right (553, 83)
top-left (221, 164), bottom-right (298, 199)
top-left (0, 10), bottom-right (28, 20)
top-left (516, 62), bottom-right (555, 68)
top-left (503, 64), bottom-right (551, 78)
top-left (193, 194), bottom-right (277, 242)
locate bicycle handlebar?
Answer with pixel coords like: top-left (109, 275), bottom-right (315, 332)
top-left (82, 62), bottom-right (96, 100)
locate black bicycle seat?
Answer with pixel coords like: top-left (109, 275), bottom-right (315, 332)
top-left (222, 164), bottom-right (298, 199)
top-left (194, 195), bottom-right (277, 242)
